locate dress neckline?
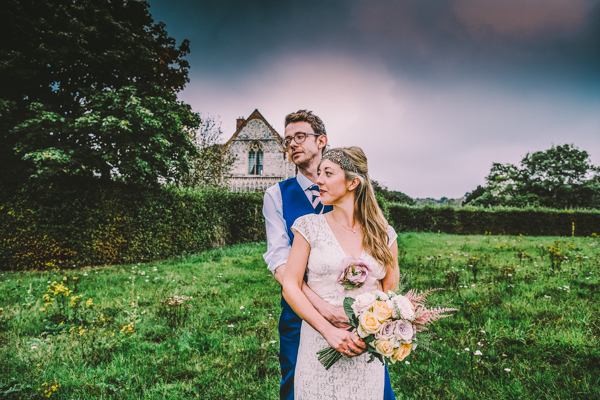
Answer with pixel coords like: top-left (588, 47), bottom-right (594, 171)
top-left (319, 214), bottom-right (365, 259)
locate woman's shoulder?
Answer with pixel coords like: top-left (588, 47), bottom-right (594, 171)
top-left (291, 213), bottom-right (323, 232)
top-left (295, 213), bottom-right (323, 225)
top-left (385, 221), bottom-right (397, 245)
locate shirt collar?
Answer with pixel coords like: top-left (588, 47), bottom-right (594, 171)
top-left (296, 171), bottom-right (316, 191)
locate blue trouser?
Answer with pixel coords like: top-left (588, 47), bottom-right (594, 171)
top-left (279, 297), bottom-right (396, 400)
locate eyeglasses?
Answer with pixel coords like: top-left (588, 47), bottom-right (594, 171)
top-left (283, 132), bottom-right (322, 148)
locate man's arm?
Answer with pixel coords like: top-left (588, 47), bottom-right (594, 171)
top-left (274, 264), bottom-right (350, 329)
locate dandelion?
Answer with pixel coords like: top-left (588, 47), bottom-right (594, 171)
top-left (474, 350), bottom-right (483, 356)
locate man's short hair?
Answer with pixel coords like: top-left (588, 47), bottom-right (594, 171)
top-left (284, 109), bottom-right (327, 137)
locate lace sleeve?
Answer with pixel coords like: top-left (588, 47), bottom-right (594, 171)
top-left (291, 215), bottom-right (313, 246)
top-left (386, 224), bottom-right (398, 247)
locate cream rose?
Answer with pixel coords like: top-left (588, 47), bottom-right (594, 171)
top-left (351, 292), bottom-right (377, 315)
top-left (372, 300), bottom-right (392, 322)
top-left (359, 312), bottom-right (381, 335)
top-left (374, 339), bottom-right (394, 357)
top-left (390, 343), bottom-right (412, 364)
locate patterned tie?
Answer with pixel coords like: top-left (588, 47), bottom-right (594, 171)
top-left (309, 184), bottom-right (324, 214)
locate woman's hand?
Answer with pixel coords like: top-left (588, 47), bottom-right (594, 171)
top-left (323, 327), bottom-right (367, 357)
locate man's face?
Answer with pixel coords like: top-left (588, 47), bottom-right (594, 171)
top-left (284, 121), bottom-right (326, 168)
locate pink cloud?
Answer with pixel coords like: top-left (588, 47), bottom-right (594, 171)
top-left (453, 0), bottom-right (594, 37)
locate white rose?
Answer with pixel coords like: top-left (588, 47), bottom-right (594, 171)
top-left (374, 290), bottom-right (389, 301)
top-left (351, 292), bottom-right (377, 315)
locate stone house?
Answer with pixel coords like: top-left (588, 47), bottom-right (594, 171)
top-left (224, 109), bottom-right (295, 192)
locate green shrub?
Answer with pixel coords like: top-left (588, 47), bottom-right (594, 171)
top-left (0, 181), bottom-right (265, 270)
top-left (388, 204), bottom-right (600, 236)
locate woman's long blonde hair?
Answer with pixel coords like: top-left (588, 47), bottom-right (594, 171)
top-left (321, 147), bottom-right (394, 270)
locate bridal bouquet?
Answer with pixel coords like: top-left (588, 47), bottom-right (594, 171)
top-left (317, 288), bottom-right (457, 370)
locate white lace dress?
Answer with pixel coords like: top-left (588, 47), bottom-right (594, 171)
top-left (291, 214), bottom-right (398, 400)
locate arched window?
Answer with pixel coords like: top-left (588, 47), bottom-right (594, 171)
top-left (248, 141), bottom-right (263, 175)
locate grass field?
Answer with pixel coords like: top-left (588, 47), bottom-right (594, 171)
top-left (1, 233), bottom-right (599, 399)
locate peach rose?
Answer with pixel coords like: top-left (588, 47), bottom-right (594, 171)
top-left (372, 300), bottom-right (392, 322)
top-left (358, 312), bottom-right (381, 337)
top-left (374, 339), bottom-right (394, 357)
top-left (390, 343), bottom-right (412, 364)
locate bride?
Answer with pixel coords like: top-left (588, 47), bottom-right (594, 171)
top-left (283, 147), bottom-right (399, 399)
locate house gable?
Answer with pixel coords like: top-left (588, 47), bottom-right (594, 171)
top-left (225, 109), bottom-right (296, 192)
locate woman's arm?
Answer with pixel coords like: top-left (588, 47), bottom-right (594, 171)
top-left (282, 233), bottom-right (366, 356)
top-left (381, 239), bottom-right (400, 292)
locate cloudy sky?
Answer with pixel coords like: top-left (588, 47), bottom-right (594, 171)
top-left (147, 0), bottom-right (600, 198)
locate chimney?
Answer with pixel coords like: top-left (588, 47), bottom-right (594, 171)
top-left (236, 117), bottom-right (245, 130)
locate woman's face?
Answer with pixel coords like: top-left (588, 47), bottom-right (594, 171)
top-left (316, 160), bottom-right (354, 205)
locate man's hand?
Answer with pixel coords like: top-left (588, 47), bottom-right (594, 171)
top-left (322, 304), bottom-right (351, 330)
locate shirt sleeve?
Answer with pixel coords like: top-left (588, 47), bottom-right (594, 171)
top-left (386, 224), bottom-right (398, 247)
top-left (262, 186), bottom-right (291, 274)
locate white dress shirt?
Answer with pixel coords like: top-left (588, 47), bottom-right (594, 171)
top-left (263, 172), bottom-right (315, 274)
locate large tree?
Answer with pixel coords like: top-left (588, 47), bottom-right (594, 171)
top-left (469, 144), bottom-right (600, 209)
top-left (0, 0), bottom-right (199, 188)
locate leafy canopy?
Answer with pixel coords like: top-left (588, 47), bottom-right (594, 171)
top-left (468, 144), bottom-right (600, 209)
top-left (0, 0), bottom-right (200, 188)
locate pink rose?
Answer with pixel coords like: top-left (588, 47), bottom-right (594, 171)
top-left (392, 295), bottom-right (416, 321)
top-left (337, 257), bottom-right (371, 290)
top-left (394, 320), bottom-right (413, 343)
top-left (351, 292), bottom-right (377, 315)
top-left (375, 321), bottom-right (395, 340)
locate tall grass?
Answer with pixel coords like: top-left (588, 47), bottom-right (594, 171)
top-left (0, 234), bottom-right (598, 399)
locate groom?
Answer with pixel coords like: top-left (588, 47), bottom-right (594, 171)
top-left (263, 109), bottom-right (396, 400)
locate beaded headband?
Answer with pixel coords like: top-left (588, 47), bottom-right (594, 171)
top-left (321, 150), bottom-right (359, 174)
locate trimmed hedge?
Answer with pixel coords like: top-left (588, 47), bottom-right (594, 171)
top-left (0, 181), bottom-right (265, 270)
top-left (387, 203), bottom-right (600, 237)
top-left (3, 182), bottom-right (599, 271)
